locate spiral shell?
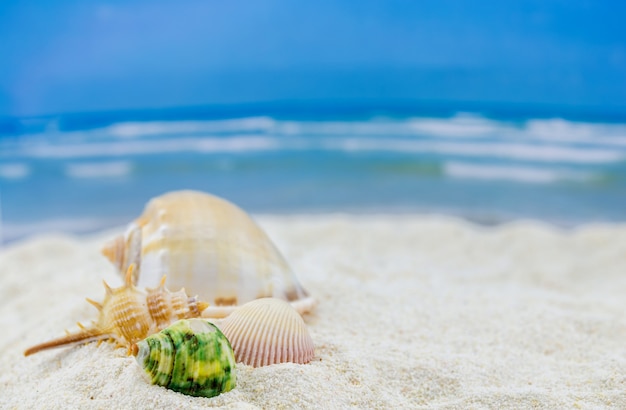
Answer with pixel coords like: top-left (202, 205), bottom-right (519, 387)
top-left (24, 265), bottom-right (208, 356)
top-left (218, 298), bottom-right (315, 367)
top-left (101, 190), bottom-right (316, 318)
top-left (133, 319), bottom-right (236, 398)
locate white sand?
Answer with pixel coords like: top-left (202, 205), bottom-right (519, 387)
top-left (1, 215), bottom-right (625, 409)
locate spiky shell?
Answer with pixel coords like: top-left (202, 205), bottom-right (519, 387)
top-left (217, 298), bottom-right (315, 367)
top-left (24, 265), bottom-right (208, 356)
top-left (133, 319), bottom-right (236, 398)
top-left (102, 190), bottom-right (316, 318)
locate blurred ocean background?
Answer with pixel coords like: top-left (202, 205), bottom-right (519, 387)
top-left (1, 1), bottom-right (625, 242)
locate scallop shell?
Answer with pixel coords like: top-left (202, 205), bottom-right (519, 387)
top-left (133, 319), bottom-right (236, 398)
top-left (24, 265), bottom-right (208, 356)
top-left (217, 298), bottom-right (315, 367)
top-left (101, 190), bottom-right (316, 318)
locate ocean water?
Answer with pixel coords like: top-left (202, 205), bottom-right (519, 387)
top-left (2, 106), bottom-right (626, 243)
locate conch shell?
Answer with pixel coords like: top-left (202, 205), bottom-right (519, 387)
top-left (217, 298), bottom-right (315, 367)
top-left (133, 319), bottom-right (236, 398)
top-left (101, 190), bottom-right (316, 318)
top-left (24, 265), bottom-right (208, 356)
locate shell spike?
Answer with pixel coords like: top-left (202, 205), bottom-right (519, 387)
top-left (145, 276), bottom-right (167, 294)
top-left (102, 280), bottom-right (113, 295)
top-left (124, 264), bottom-right (137, 288)
top-left (24, 326), bottom-right (111, 357)
top-left (85, 298), bottom-right (103, 311)
top-left (195, 299), bottom-right (210, 313)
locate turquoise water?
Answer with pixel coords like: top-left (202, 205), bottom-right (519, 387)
top-left (2, 105), bottom-right (626, 242)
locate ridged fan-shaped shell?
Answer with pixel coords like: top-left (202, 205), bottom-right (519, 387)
top-left (218, 298), bottom-right (315, 367)
top-left (133, 319), bottom-right (236, 398)
top-left (101, 190), bottom-right (316, 318)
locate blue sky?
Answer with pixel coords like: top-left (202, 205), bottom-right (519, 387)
top-left (1, 0), bottom-right (625, 117)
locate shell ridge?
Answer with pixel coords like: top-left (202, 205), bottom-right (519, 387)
top-left (238, 306), bottom-right (262, 367)
top-left (244, 302), bottom-right (261, 367)
top-left (252, 303), bottom-right (270, 367)
top-left (297, 318), bottom-right (307, 363)
top-left (252, 307), bottom-right (265, 367)
top-left (234, 307), bottom-right (256, 366)
top-left (160, 329), bottom-right (176, 389)
top-left (281, 314), bottom-right (292, 364)
top-left (268, 302), bottom-right (282, 366)
top-left (143, 334), bottom-right (174, 388)
top-left (257, 301), bottom-right (276, 366)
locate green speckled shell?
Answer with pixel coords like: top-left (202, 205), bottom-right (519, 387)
top-left (135, 319), bottom-right (236, 398)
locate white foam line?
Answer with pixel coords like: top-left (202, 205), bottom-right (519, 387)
top-left (525, 118), bottom-right (626, 146)
top-left (443, 161), bottom-right (590, 184)
top-left (11, 136), bottom-right (280, 159)
top-left (329, 139), bottom-right (624, 164)
top-left (0, 163), bottom-right (30, 179)
top-left (101, 116), bottom-right (486, 139)
top-left (65, 161), bottom-right (132, 178)
top-left (408, 114), bottom-right (505, 137)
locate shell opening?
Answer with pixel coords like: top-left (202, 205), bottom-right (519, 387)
top-left (134, 340), bottom-right (149, 364)
top-left (188, 318), bottom-right (215, 335)
top-left (101, 236), bottom-right (125, 271)
top-left (124, 224), bottom-right (143, 275)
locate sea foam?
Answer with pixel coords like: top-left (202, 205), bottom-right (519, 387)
top-left (0, 163), bottom-right (30, 180)
top-left (65, 161), bottom-right (133, 179)
top-left (444, 161), bottom-right (591, 184)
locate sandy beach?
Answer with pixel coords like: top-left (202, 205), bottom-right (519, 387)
top-left (1, 215), bottom-right (625, 409)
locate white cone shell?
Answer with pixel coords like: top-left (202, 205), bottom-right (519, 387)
top-left (218, 298), bottom-right (315, 367)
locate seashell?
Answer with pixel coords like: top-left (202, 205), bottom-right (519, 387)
top-left (217, 298), bottom-right (315, 367)
top-left (101, 190), bottom-right (316, 318)
top-left (133, 318), bottom-right (236, 398)
top-left (24, 264), bottom-right (208, 356)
